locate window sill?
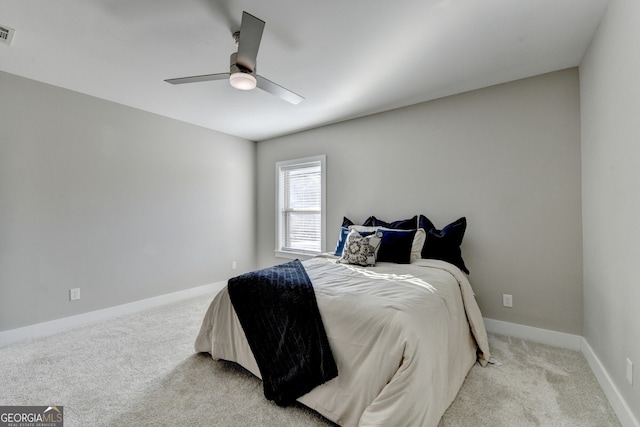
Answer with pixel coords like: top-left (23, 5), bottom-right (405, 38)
top-left (275, 250), bottom-right (317, 260)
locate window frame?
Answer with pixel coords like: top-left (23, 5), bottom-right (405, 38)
top-left (274, 155), bottom-right (326, 259)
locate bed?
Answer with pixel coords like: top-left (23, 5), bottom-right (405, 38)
top-left (194, 247), bottom-right (490, 426)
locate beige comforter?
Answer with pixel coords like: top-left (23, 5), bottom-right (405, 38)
top-left (195, 256), bottom-right (490, 427)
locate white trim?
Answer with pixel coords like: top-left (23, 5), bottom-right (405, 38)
top-left (0, 281), bottom-right (227, 348)
top-left (483, 317), bottom-right (582, 351)
top-left (484, 318), bottom-right (639, 427)
top-left (274, 250), bottom-right (316, 260)
top-left (581, 338), bottom-right (640, 427)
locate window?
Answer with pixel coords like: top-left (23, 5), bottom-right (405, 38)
top-left (275, 155), bottom-right (326, 258)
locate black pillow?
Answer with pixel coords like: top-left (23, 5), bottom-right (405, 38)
top-left (362, 216), bottom-right (377, 226)
top-left (376, 229), bottom-right (417, 264)
top-left (362, 215), bottom-right (417, 230)
top-left (419, 215), bottom-right (469, 274)
top-left (342, 217), bottom-right (355, 227)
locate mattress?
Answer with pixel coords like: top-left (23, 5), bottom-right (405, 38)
top-left (195, 255), bottom-right (490, 427)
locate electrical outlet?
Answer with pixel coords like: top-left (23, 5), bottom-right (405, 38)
top-left (502, 294), bottom-right (513, 308)
top-left (627, 358), bottom-right (633, 385)
top-left (232, 261), bottom-right (237, 269)
top-left (69, 288), bottom-right (81, 301)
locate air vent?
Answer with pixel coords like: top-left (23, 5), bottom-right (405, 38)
top-left (0, 25), bottom-right (15, 46)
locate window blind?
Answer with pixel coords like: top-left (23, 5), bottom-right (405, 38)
top-left (278, 160), bottom-right (323, 254)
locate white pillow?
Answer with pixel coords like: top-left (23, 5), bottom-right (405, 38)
top-left (348, 225), bottom-right (380, 233)
top-left (411, 228), bottom-right (426, 263)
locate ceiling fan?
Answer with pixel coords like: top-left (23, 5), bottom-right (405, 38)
top-left (165, 11), bottom-right (304, 105)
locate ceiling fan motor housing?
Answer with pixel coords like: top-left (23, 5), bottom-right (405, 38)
top-left (230, 52), bottom-right (256, 77)
top-left (229, 52), bottom-right (257, 90)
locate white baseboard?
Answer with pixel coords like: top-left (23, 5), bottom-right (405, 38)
top-left (0, 281), bottom-right (227, 348)
top-left (581, 338), bottom-right (640, 427)
top-left (483, 317), bottom-right (582, 351)
top-left (484, 317), bottom-right (639, 427)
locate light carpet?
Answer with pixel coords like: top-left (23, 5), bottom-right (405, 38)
top-left (0, 293), bottom-right (620, 426)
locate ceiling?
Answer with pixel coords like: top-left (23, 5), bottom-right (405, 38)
top-left (0, 0), bottom-right (609, 141)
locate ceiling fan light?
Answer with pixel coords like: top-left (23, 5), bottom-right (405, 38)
top-left (229, 72), bottom-right (257, 90)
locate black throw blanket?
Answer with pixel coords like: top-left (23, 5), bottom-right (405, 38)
top-left (227, 259), bottom-right (338, 406)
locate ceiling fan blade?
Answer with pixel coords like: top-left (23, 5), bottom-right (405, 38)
top-left (256, 75), bottom-right (304, 105)
top-left (202, 0), bottom-right (237, 31)
top-left (165, 73), bottom-right (229, 85)
top-left (236, 11), bottom-right (265, 71)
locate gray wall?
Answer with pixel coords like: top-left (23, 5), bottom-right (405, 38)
top-left (580, 0), bottom-right (640, 417)
top-left (0, 71), bottom-right (256, 331)
top-left (257, 69), bottom-right (583, 335)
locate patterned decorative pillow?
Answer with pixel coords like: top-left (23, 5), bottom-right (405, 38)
top-left (334, 227), bottom-right (374, 256)
top-left (338, 229), bottom-right (383, 266)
